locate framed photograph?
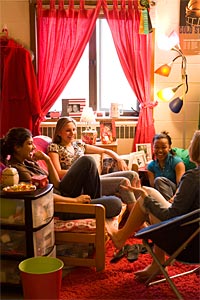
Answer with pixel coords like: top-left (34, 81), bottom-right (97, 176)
top-left (132, 150), bottom-right (146, 168)
top-left (100, 120), bottom-right (116, 143)
top-left (119, 154), bottom-right (133, 170)
top-left (136, 143), bottom-right (152, 161)
top-left (61, 99), bottom-right (86, 117)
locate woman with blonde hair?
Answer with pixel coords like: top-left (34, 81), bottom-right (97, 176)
top-left (48, 117), bottom-right (140, 212)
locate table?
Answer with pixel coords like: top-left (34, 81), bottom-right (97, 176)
top-left (95, 140), bottom-right (118, 153)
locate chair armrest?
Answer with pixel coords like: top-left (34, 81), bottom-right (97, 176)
top-left (54, 202), bottom-right (105, 217)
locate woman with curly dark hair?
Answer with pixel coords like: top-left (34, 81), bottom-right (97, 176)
top-left (147, 131), bottom-right (185, 201)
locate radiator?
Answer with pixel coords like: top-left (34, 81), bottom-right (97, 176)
top-left (40, 121), bottom-right (137, 154)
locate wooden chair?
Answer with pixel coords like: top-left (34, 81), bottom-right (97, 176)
top-left (33, 135), bottom-right (127, 271)
top-left (54, 202), bottom-right (106, 271)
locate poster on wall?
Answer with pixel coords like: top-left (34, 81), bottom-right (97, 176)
top-left (179, 0), bottom-right (200, 55)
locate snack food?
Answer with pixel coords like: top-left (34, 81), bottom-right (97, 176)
top-left (2, 182), bottom-right (36, 193)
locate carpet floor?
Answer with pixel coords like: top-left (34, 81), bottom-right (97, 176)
top-left (60, 237), bottom-right (200, 300)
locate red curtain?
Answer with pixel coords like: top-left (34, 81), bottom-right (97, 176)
top-left (102, 0), bottom-right (157, 150)
top-left (36, 0), bottom-right (101, 130)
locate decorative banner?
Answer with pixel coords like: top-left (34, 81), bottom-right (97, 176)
top-left (179, 0), bottom-right (200, 55)
top-left (138, 0), bottom-right (153, 34)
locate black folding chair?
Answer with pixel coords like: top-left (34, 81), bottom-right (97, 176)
top-left (135, 209), bottom-right (200, 300)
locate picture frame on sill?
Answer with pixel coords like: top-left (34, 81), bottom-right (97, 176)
top-left (136, 143), bottom-right (152, 162)
top-left (100, 120), bottom-right (116, 144)
top-left (61, 99), bottom-right (86, 117)
top-left (132, 150), bottom-right (146, 168)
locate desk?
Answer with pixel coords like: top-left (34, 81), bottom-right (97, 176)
top-left (95, 140), bottom-right (118, 153)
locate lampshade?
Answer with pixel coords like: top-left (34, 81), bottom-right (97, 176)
top-left (157, 30), bottom-right (180, 51)
top-left (169, 96), bottom-right (183, 113)
top-left (155, 63), bottom-right (172, 77)
top-left (157, 84), bottom-right (183, 102)
top-left (80, 107), bottom-right (96, 124)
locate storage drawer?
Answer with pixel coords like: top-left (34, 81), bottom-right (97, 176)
top-left (32, 189), bottom-right (54, 227)
top-left (0, 259), bottom-right (21, 284)
top-left (47, 245), bottom-right (56, 258)
top-left (0, 247), bottom-right (56, 285)
top-left (0, 230), bottom-right (26, 256)
top-left (34, 218), bottom-right (55, 256)
top-left (0, 189), bottom-right (54, 228)
top-left (1, 219), bottom-right (55, 257)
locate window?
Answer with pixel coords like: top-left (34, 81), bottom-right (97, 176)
top-left (50, 19), bottom-right (138, 114)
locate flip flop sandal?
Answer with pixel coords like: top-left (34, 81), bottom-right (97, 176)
top-left (110, 244), bottom-right (130, 263)
top-left (126, 244), bottom-right (140, 262)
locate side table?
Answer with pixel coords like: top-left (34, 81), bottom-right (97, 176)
top-left (95, 140), bottom-right (118, 153)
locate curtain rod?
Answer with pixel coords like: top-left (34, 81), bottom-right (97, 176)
top-left (31, 0), bottom-right (138, 6)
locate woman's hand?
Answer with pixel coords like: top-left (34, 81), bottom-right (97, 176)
top-left (32, 150), bottom-right (50, 163)
top-left (75, 195), bottom-right (91, 204)
top-left (120, 177), bottom-right (148, 199)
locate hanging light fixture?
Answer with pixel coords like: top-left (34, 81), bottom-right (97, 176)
top-left (155, 31), bottom-right (188, 148)
top-left (155, 30), bottom-right (188, 113)
top-left (154, 54), bottom-right (182, 77)
top-left (157, 84), bottom-right (183, 102)
top-left (169, 96), bottom-right (183, 113)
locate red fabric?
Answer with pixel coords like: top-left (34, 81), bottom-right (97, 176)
top-left (36, 0), bottom-right (101, 126)
top-left (0, 38), bottom-right (41, 137)
top-left (102, 0), bottom-right (157, 150)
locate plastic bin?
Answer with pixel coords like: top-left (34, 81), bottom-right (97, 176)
top-left (18, 256), bottom-right (64, 299)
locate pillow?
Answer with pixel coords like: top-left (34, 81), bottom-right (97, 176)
top-left (54, 218), bottom-right (97, 232)
top-left (101, 157), bottom-right (119, 175)
top-left (33, 135), bottom-right (52, 171)
top-left (172, 147), bottom-right (196, 170)
top-left (33, 135), bottom-right (52, 154)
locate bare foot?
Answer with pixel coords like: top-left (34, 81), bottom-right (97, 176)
top-left (105, 219), bottom-right (126, 250)
top-left (134, 262), bottom-right (165, 281)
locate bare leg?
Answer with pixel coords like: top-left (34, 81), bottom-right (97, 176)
top-left (134, 201), bottom-right (167, 280)
top-left (135, 245), bottom-right (165, 280)
top-left (106, 199), bottom-right (147, 249)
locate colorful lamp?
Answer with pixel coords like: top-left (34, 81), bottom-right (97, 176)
top-left (155, 63), bottom-right (172, 77)
top-left (169, 96), bottom-right (183, 113)
top-left (157, 84), bottom-right (183, 102)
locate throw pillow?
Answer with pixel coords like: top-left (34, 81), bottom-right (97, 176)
top-left (172, 147), bottom-right (196, 170)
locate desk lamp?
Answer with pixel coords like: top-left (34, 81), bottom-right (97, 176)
top-left (80, 107), bottom-right (97, 145)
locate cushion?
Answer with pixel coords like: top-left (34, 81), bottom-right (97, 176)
top-left (33, 135), bottom-right (52, 154)
top-left (172, 147), bottom-right (196, 170)
top-left (54, 203), bottom-right (127, 233)
top-left (54, 218), bottom-right (97, 233)
top-left (33, 136), bottom-right (52, 171)
top-left (101, 157), bottom-right (119, 175)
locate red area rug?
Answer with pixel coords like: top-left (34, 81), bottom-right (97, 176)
top-left (60, 237), bottom-right (200, 300)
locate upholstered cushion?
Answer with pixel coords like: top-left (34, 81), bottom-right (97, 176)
top-left (54, 216), bottom-right (119, 233)
top-left (54, 203), bottom-right (126, 233)
top-left (33, 135), bottom-right (52, 153)
top-left (172, 147), bottom-right (196, 170)
top-left (101, 157), bottom-right (119, 175)
top-left (54, 218), bottom-right (97, 232)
